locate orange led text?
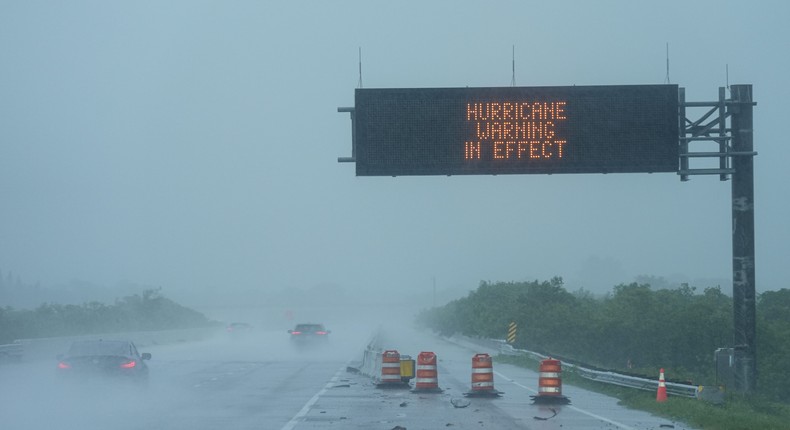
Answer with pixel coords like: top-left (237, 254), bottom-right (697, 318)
top-left (465, 101), bottom-right (568, 161)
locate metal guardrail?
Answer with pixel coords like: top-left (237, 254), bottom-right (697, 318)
top-left (462, 336), bottom-right (699, 398)
top-left (572, 364), bottom-right (699, 398)
top-left (0, 341), bottom-right (23, 362)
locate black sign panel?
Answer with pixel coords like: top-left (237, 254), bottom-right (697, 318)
top-left (354, 85), bottom-right (679, 176)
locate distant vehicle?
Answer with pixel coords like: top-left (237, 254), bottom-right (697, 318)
top-left (226, 322), bottom-right (253, 334)
top-left (56, 339), bottom-right (151, 384)
top-left (288, 323), bottom-right (330, 344)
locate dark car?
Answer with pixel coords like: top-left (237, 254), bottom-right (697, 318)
top-left (288, 323), bottom-right (330, 344)
top-left (226, 322), bottom-right (253, 334)
top-left (56, 339), bottom-right (151, 383)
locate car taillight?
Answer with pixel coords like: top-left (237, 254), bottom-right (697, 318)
top-left (57, 362), bottom-right (71, 369)
top-left (315, 331), bottom-right (327, 335)
top-left (120, 360), bottom-right (137, 369)
top-left (290, 331), bottom-right (302, 335)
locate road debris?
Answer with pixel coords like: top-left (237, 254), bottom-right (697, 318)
top-left (450, 397), bottom-right (471, 408)
top-left (533, 408), bottom-right (557, 421)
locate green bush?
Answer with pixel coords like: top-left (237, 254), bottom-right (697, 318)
top-left (0, 289), bottom-right (215, 344)
top-left (417, 279), bottom-right (790, 402)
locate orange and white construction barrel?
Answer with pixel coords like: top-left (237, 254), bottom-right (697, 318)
top-left (464, 353), bottom-right (502, 397)
top-left (531, 358), bottom-right (570, 404)
top-left (377, 350), bottom-right (406, 388)
top-left (413, 351), bottom-right (442, 393)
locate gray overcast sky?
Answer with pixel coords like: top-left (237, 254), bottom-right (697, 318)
top-left (1, 1), bottom-right (788, 307)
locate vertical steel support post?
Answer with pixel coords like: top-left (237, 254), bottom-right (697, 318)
top-left (729, 84), bottom-right (756, 393)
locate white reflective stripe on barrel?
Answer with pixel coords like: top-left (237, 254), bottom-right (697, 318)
top-left (416, 365), bottom-right (435, 370)
top-left (539, 386), bottom-right (561, 393)
top-left (381, 362), bottom-right (401, 381)
top-left (472, 368), bottom-right (493, 374)
top-left (539, 372), bottom-right (560, 378)
top-left (472, 381), bottom-right (494, 388)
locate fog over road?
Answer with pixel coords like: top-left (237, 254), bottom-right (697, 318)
top-left (0, 316), bottom-right (693, 430)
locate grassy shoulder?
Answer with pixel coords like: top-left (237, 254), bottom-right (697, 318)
top-left (496, 354), bottom-right (790, 430)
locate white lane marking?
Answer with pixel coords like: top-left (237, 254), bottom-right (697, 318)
top-left (279, 365), bottom-right (346, 430)
top-left (494, 370), bottom-right (635, 430)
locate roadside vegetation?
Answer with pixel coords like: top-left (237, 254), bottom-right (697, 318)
top-left (416, 278), bottom-right (790, 427)
top-left (0, 288), bottom-right (217, 344)
top-left (498, 353), bottom-right (790, 430)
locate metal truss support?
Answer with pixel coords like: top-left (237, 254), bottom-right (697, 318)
top-left (678, 87), bottom-right (757, 180)
top-left (337, 107), bottom-right (356, 163)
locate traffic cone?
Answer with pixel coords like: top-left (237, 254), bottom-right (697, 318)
top-left (656, 368), bottom-right (668, 402)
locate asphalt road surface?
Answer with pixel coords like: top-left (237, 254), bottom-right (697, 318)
top-left (0, 322), bottom-right (694, 430)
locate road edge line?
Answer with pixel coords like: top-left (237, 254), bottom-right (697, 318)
top-left (494, 370), bottom-right (636, 430)
top-left (279, 364), bottom-right (347, 430)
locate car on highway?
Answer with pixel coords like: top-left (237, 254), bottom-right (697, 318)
top-left (56, 339), bottom-right (151, 384)
top-left (226, 322), bottom-right (253, 334)
top-left (288, 323), bottom-right (330, 345)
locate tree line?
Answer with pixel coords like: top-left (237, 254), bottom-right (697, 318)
top-left (416, 278), bottom-right (790, 402)
top-left (0, 288), bottom-right (216, 345)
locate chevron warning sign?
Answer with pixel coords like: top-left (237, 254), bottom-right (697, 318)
top-left (507, 322), bottom-right (517, 344)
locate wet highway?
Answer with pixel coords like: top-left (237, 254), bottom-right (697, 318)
top-left (0, 322), bottom-right (694, 430)
top-left (293, 327), bottom-right (695, 430)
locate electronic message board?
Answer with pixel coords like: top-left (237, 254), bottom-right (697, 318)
top-left (353, 85), bottom-right (679, 176)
